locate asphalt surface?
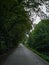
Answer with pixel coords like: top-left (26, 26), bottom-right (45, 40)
top-left (1, 44), bottom-right (49, 65)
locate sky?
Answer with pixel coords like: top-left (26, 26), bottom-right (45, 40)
top-left (33, 1), bottom-right (49, 24)
top-left (24, 0), bottom-right (49, 24)
top-left (33, 16), bottom-right (41, 24)
top-left (30, 2), bottom-right (49, 24)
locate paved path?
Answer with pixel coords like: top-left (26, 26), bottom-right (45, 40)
top-left (1, 44), bottom-right (49, 65)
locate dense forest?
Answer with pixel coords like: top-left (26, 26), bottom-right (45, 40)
top-left (0, 0), bottom-right (31, 54)
top-left (27, 19), bottom-right (49, 57)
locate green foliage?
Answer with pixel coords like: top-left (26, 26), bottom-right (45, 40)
top-left (27, 19), bottom-right (49, 56)
top-left (0, 0), bottom-right (31, 54)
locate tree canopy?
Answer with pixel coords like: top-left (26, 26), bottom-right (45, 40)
top-left (0, 0), bottom-right (32, 54)
top-left (27, 19), bottom-right (49, 56)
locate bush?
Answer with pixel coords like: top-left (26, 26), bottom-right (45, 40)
top-left (27, 19), bottom-right (49, 56)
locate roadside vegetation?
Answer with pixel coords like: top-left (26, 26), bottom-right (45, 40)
top-left (26, 19), bottom-right (49, 62)
top-left (0, 0), bottom-right (31, 55)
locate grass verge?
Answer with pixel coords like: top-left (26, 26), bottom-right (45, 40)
top-left (27, 46), bottom-right (49, 63)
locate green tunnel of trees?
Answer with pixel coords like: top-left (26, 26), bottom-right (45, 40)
top-left (0, 0), bottom-right (49, 56)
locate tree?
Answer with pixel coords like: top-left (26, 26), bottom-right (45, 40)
top-left (0, 0), bottom-right (32, 54)
top-left (27, 19), bottom-right (49, 56)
